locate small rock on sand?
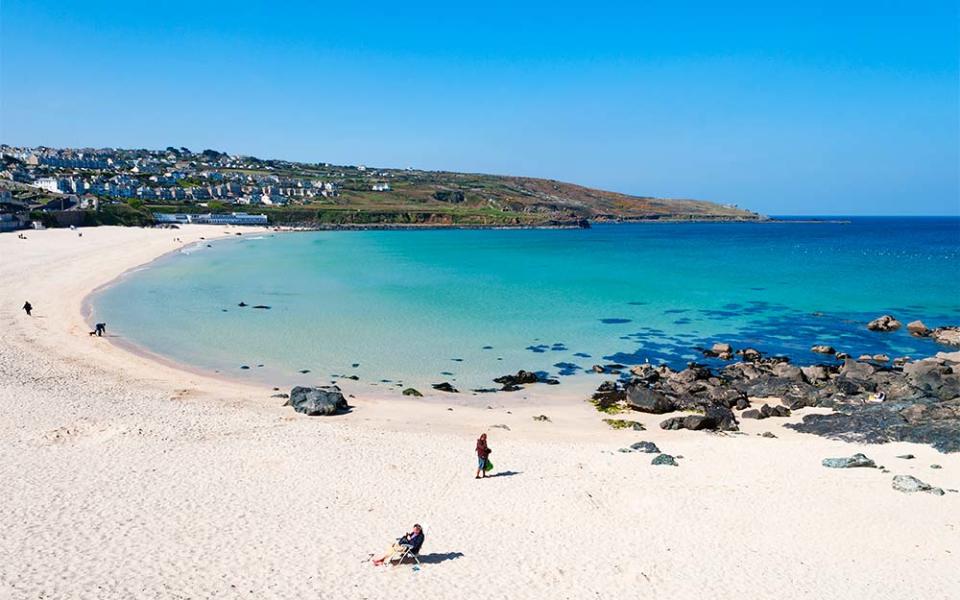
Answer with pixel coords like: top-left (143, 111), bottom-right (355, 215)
top-left (822, 453), bottom-right (876, 469)
top-left (651, 453), bottom-right (678, 466)
top-left (892, 475), bottom-right (944, 496)
top-left (629, 441), bottom-right (660, 453)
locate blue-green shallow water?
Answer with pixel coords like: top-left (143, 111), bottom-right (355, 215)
top-left (93, 217), bottom-right (960, 391)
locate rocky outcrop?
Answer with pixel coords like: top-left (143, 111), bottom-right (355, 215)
top-left (431, 382), bottom-right (459, 393)
top-left (588, 344), bottom-right (958, 451)
top-left (285, 385), bottom-right (348, 416)
top-left (867, 315), bottom-right (901, 332)
top-left (931, 327), bottom-right (960, 347)
top-left (811, 345), bottom-right (836, 355)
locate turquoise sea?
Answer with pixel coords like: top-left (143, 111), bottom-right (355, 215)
top-left (93, 217), bottom-right (960, 392)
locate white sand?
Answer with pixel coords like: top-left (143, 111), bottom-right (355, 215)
top-left (1, 226), bottom-right (957, 600)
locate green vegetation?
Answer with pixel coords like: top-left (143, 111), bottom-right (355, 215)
top-left (84, 204), bottom-right (155, 226)
top-left (602, 418), bottom-right (645, 430)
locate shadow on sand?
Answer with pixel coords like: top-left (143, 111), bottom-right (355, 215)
top-left (417, 552), bottom-right (465, 565)
top-left (487, 470), bottom-right (521, 478)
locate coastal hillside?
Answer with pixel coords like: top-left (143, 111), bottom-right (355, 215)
top-left (1, 146), bottom-right (764, 227)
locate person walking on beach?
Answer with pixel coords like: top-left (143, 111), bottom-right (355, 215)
top-left (22, 301), bottom-right (32, 316)
top-left (475, 433), bottom-right (492, 479)
top-left (93, 323), bottom-right (106, 337)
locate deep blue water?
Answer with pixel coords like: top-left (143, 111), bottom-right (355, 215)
top-left (94, 217), bottom-right (960, 391)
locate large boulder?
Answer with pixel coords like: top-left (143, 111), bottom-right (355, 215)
top-left (834, 359), bottom-right (879, 396)
top-left (907, 320), bottom-right (931, 337)
top-left (801, 365), bottom-right (831, 383)
top-left (903, 359), bottom-right (960, 400)
top-left (867, 314), bottom-right (901, 332)
top-left (773, 362), bottom-right (805, 382)
top-left (811, 345), bottom-right (836, 355)
top-left (625, 384), bottom-right (675, 414)
top-left (659, 406), bottom-right (737, 432)
top-left (286, 385), bottom-right (348, 416)
top-left (839, 359), bottom-right (877, 379)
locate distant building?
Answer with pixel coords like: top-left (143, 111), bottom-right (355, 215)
top-left (371, 183), bottom-right (391, 192)
top-left (153, 212), bottom-right (268, 226)
top-left (34, 177), bottom-right (67, 194)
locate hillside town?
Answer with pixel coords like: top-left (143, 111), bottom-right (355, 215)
top-left (1, 144), bottom-right (351, 205)
top-left (0, 145), bottom-right (406, 229)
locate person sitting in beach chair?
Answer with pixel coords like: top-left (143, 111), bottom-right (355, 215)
top-left (372, 524), bottom-right (425, 566)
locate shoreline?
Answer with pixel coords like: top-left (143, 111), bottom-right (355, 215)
top-left (2, 225), bottom-right (957, 599)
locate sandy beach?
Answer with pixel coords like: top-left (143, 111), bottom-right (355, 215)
top-left (1, 226), bottom-right (958, 599)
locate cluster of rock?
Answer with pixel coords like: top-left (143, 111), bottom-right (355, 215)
top-left (493, 370), bottom-right (560, 391)
top-left (904, 319), bottom-right (960, 347)
top-left (866, 314), bottom-right (959, 348)
top-left (590, 345), bottom-right (960, 452)
top-left (818, 452), bottom-right (947, 495)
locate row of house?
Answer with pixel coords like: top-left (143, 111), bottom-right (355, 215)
top-left (153, 212), bottom-right (268, 226)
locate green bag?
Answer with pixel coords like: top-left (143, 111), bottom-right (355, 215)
top-left (483, 460), bottom-right (494, 472)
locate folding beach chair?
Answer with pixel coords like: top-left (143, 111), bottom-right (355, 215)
top-left (388, 534), bottom-right (425, 567)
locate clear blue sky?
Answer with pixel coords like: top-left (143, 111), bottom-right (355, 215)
top-left (1, 1), bottom-right (957, 215)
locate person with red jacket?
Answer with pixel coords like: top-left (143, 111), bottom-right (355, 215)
top-left (475, 433), bottom-right (492, 479)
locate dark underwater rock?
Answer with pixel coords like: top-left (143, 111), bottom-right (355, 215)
top-left (494, 370), bottom-right (539, 386)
